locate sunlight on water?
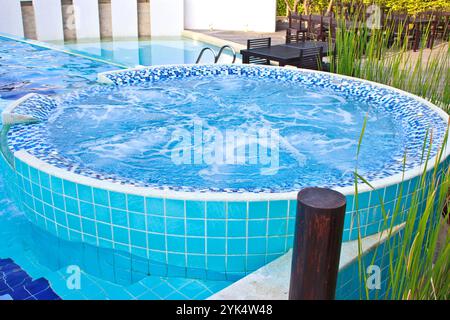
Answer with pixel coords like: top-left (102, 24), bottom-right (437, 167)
top-left (46, 75), bottom-right (405, 191)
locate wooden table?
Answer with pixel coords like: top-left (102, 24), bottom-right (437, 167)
top-left (240, 41), bottom-right (330, 67)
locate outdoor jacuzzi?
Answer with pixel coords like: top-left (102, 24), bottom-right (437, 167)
top-left (1, 64), bottom-right (449, 281)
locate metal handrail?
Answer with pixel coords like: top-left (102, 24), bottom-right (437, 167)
top-left (215, 45), bottom-right (237, 64)
top-left (195, 47), bottom-right (217, 64)
top-left (195, 45), bottom-right (237, 64)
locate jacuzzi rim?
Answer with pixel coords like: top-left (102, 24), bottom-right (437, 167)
top-left (5, 64), bottom-right (450, 201)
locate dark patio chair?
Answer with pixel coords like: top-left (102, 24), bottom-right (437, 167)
top-left (386, 13), bottom-right (414, 48)
top-left (307, 15), bottom-right (327, 41)
top-left (424, 11), bottom-right (441, 49)
top-left (434, 11), bottom-right (450, 42)
top-left (410, 12), bottom-right (439, 51)
top-left (246, 38), bottom-right (271, 65)
top-left (294, 47), bottom-right (325, 71)
top-left (323, 16), bottom-right (337, 42)
top-left (286, 12), bottom-right (308, 43)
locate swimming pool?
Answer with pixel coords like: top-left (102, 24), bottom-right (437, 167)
top-left (0, 36), bottom-right (116, 102)
top-left (0, 36), bottom-right (235, 300)
top-left (3, 64), bottom-right (449, 286)
top-left (50, 37), bottom-right (237, 67)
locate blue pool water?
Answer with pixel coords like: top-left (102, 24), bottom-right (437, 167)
top-left (52, 37), bottom-right (236, 67)
top-left (0, 36), bottom-right (234, 299)
top-left (44, 75), bottom-right (404, 191)
top-left (0, 36), bottom-right (115, 101)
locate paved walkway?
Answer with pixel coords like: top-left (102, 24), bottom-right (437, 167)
top-left (187, 29), bottom-right (287, 46)
top-left (187, 19), bottom-right (289, 47)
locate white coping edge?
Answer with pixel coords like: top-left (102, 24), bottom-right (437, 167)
top-left (7, 64), bottom-right (450, 201)
top-left (209, 223), bottom-right (405, 300)
top-left (0, 33), bottom-right (128, 69)
top-left (1, 93), bottom-right (39, 125)
top-left (182, 29), bottom-right (246, 53)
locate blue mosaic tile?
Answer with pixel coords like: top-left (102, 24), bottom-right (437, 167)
top-left (0, 258), bottom-right (61, 300)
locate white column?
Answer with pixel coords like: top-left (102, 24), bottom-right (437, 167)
top-left (0, 0), bottom-right (24, 37)
top-left (73, 0), bottom-right (101, 39)
top-left (33, 0), bottom-right (64, 41)
top-left (151, 0), bottom-right (184, 36)
top-left (111, 0), bottom-right (138, 39)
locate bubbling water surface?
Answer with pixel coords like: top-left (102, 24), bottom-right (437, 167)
top-left (46, 75), bottom-right (405, 191)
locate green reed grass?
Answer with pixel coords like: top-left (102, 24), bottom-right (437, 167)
top-left (330, 8), bottom-right (450, 299)
top-left (329, 11), bottom-right (450, 112)
top-left (353, 120), bottom-right (449, 299)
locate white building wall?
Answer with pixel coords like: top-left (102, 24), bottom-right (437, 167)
top-left (184, 0), bottom-right (277, 33)
top-left (111, 0), bottom-right (138, 39)
top-left (33, 0), bottom-right (64, 41)
top-left (0, 0), bottom-right (24, 37)
top-left (0, 0), bottom-right (277, 39)
top-left (150, 0), bottom-right (184, 36)
top-left (73, 0), bottom-right (101, 39)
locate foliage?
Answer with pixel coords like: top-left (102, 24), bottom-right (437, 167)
top-left (339, 13), bottom-right (450, 299)
top-left (278, 0), bottom-right (331, 15)
top-left (278, 0), bottom-right (450, 302)
top-left (354, 121), bottom-right (449, 299)
top-left (329, 17), bottom-right (450, 111)
top-left (277, 0), bottom-right (450, 16)
top-left (375, 0), bottom-right (450, 14)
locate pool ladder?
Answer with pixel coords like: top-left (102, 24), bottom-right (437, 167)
top-left (195, 45), bottom-right (237, 64)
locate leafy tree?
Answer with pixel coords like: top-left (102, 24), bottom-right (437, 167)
top-left (281, 0), bottom-right (301, 16)
top-left (277, 0), bottom-right (450, 16)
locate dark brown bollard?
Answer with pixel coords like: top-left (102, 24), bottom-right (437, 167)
top-left (289, 187), bottom-right (346, 300)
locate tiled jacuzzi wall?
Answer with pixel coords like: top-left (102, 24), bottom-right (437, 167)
top-left (1, 65), bottom-right (449, 283)
top-left (5, 135), bottom-right (449, 282)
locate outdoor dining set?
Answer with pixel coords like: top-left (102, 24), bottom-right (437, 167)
top-left (241, 7), bottom-right (449, 70)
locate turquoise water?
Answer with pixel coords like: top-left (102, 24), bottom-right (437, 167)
top-left (0, 36), bottom-right (233, 299)
top-left (52, 37), bottom-right (237, 67)
top-left (0, 36), bottom-right (115, 101)
top-left (46, 75), bottom-right (404, 191)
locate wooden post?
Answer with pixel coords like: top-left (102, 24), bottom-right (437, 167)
top-left (289, 187), bottom-right (346, 300)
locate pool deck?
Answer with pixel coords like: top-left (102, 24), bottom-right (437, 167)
top-left (185, 29), bottom-right (287, 47)
top-left (183, 29), bottom-right (448, 70)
